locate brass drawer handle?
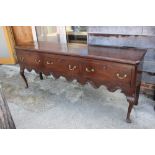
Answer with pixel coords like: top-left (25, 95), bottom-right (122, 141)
top-left (20, 57), bottom-right (24, 62)
top-left (69, 65), bottom-right (77, 71)
top-left (86, 67), bottom-right (95, 72)
top-left (46, 61), bottom-right (53, 65)
top-left (35, 59), bottom-right (41, 64)
top-left (116, 73), bottom-right (127, 79)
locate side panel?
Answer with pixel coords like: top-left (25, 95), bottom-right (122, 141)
top-left (0, 27), bottom-right (16, 64)
top-left (12, 26), bottom-right (33, 45)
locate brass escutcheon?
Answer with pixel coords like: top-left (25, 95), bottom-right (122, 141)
top-left (69, 65), bottom-right (77, 71)
top-left (20, 57), bottom-right (24, 62)
top-left (116, 73), bottom-right (127, 79)
top-left (35, 59), bottom-right (41, 64)
top-left (46, 61), bottom-right (53, 65)
top-left (86, 67), bottom-right (95, 72)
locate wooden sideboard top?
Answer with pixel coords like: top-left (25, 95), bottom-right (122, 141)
top-left (15, 41), bottom-right (147, 65)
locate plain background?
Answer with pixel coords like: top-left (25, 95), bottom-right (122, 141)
top-left (0, 0), bottom-right (155, 155)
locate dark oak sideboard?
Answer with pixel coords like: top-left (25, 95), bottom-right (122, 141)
top-left (15, 42), bottom-right (147, 123)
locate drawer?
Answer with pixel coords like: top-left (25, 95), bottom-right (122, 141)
top-left (42, 54), bottom-right (81, 75)
top-left (41, 54), bottom-right (59, 70)
top-left (81, 59), bottom-right (133, 86)
top-left (16, 50), bottom-right (134, 87)
top-left (16, 51), bottom-right (42, 68)
top-left (16, 51), bottom-right (81, 76)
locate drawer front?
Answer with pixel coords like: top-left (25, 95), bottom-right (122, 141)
top-left (16, 50), bottom-right (134, 87)
top-left (42, 54), bottom-right (80, 75)
top-left (16, 50), bottom-right (42, 68)
top-left (81, 59), bottom-right (133, 86)
top-left (17, 51), bottom-right (81, 76)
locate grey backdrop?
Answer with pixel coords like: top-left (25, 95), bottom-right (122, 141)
top-left (87, 26), bottom-right (155, 84)
top-left (0, 27), bottom-right (9, 58)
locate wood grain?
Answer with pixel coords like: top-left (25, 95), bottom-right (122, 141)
top-left (15, 42), bottom-right (147, 123)
top-left (12, 26), bottom-right (33, 46)
top-left (0, 85), bottom-right (16, 129)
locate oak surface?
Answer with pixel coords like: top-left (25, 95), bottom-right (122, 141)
top-left (15, 42), bottom-right (147, 123)
top-left (12, 26), bottom-right (33, 46)
top-left (0, 85), bottom-right (16, 129)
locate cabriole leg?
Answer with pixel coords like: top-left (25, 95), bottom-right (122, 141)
top-left (126, 99), bottom-right (134, 123)
top-left (39, 72), bottom-right (43, 80)
top-left (20, 68), bottom-right (28, 88)
top-left (153, 90), bottom-right (155, 111)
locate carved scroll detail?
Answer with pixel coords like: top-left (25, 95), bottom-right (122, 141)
top-left (22, 66), bottom-right (130, 94)
top-left (21, 66), bottom-right (137, 123)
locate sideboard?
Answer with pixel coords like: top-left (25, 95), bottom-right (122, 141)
top-left (15, 41), bottom-right (147, 123)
